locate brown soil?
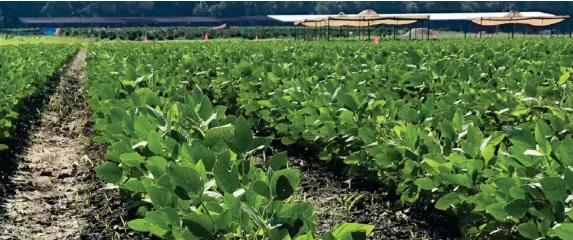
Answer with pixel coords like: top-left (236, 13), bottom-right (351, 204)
top-left (0, 50), bottom-right (92, 239)
top-left (290, 157), bottom-right (461, 239)
top-left (77, 141), bottom-right (152, 240)
top-left (0, 48), bottom-right (149, 240)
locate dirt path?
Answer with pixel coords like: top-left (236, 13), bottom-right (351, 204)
top-left (0, 49), bottom-right (92, 240)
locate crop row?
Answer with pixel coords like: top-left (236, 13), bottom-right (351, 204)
top-left (0, 44), bottom-right (77, 150)
top-left (87, 39), bottom-right (573, 239)
top-left (86, 44), bottom-right (373, 239)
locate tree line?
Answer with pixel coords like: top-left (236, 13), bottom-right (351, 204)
top-left (2, 1), bottom-right (573, 28)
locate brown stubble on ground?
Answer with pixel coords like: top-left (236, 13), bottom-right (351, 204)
top-left (0, 49), bottom-right (92, 240)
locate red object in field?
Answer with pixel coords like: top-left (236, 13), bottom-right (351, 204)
top-left (255, 35), bottom-right (259, 41)
top-left (374, 36), bottom-right (379, 44)
top-left (432, 34), bottom-right (436, 39)
top-left (204, 33), bottom-right (209, 42)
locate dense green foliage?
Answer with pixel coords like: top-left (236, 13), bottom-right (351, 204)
top-left (62, 27), bottom-right (298, 41)
top-left (87, 39), bottom-right (573, 239)
top-left (61, 26), bottom-right (398, 41)
top-left (0, 44), bottom-right (76, 150)
top-left (86, 44), bottom-right (373, 239)
top-left (3, 1), bottom-right (573, 29)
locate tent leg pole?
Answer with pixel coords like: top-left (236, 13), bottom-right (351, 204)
top-left (315, 22), bottom-right (318, 41)
top-left (426, 21), bottom-right (430, 40)
top-left (293, 25), bottom-right (296, 40)
top-left (327, 20), bottom-right (330, 41)
top-left (368, 20), bottom-right (371, 40)
top-left (409, 24), bottom-right (412, 40)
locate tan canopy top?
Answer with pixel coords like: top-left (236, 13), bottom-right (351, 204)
top-left (471, 11), bottom-right (569, 26)
top-left (471, 16), bottom-right (569, 26)
top-left (295, 9), bottom-right (429, 27)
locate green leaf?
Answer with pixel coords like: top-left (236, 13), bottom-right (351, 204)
top-left (230, 117), bottom-right (253, 153)
top-left (331, 223), bottom-right (374, 239)
top-left (213, 151), bottom-right (239, 194)
top-left (268, 151), bottom-right (288, 170)
top-left (204, 124), bottom-right (233, 148)
top-left (517, 221), bottom-right (540, 239)
top-left (145, 211), bottom-right (170, 237)
top-left (435, 192), bottom-right (463, 210)
top-left (337, 93), bottom-right (358, 111)
top-left (147, 130), bottom-right (163, 155)
top-left (397, 107), bottom-right (419, 123)
top-left (442, 174), bottom-right (473, 188)
top-left (564, 168), bottom-right (573, 191)
top-left (275, 175), bottom-right (295, 201)
top-left (509, 130), bottom-right (536, 149)
top-left (271, 169), bottom-right (301, 201)
top-left (358, 126), bottom-right (376, 144)
top-left (120, 152), bottom-right (145, 167)
top-left (124, 178), bottom-right (146, 192)
top-left (145, 185), bottom-right (179, 209)
top-left (535, 120), bottom-right (552, 154)
top-left (147, 156), bottom-right (168, 179)
top-left (554, 223), bottom-right (573, 240)
top-left (414, 177), bottom-right (435, 190)
top-left (558, 71), bottom-right (570, 85)
top-left (560, 136), bottom-right (573, 167)
top-left (95, 162), bottom-right (123, 184)
top-left (251, 180), bottom-right (271, 198)
top-left (486, 203), bottom-right (509, 222)
top-left (182, 213), bottom-right (214, 238)
top-left (188, 143), bottom-right (216, 171)
top-left (128, 219), bottom-right (150, 232)
top-left (198, 96), bottom-right (214, 121)
top-left (344, 150), bottom-right (367, 165)
top-left (540, 177), bottom-right (568, 202)
top-left (504, 199), bottom-right (530, 219)
top-left (214, 210), bottom-right (232, 231)
top-left (452, 109), bottom-right (463, 132)
top-left (169, 165), bottom-right (203, 195)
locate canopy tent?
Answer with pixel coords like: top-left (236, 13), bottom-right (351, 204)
top-left (471, 16), bottom-right (568, 27)
top-left (295, 9), bottom-right (429, 27)
top-left (293, 9), bottom-right (431, 41)
top-left (471, 10), bottom-right (568, 26)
